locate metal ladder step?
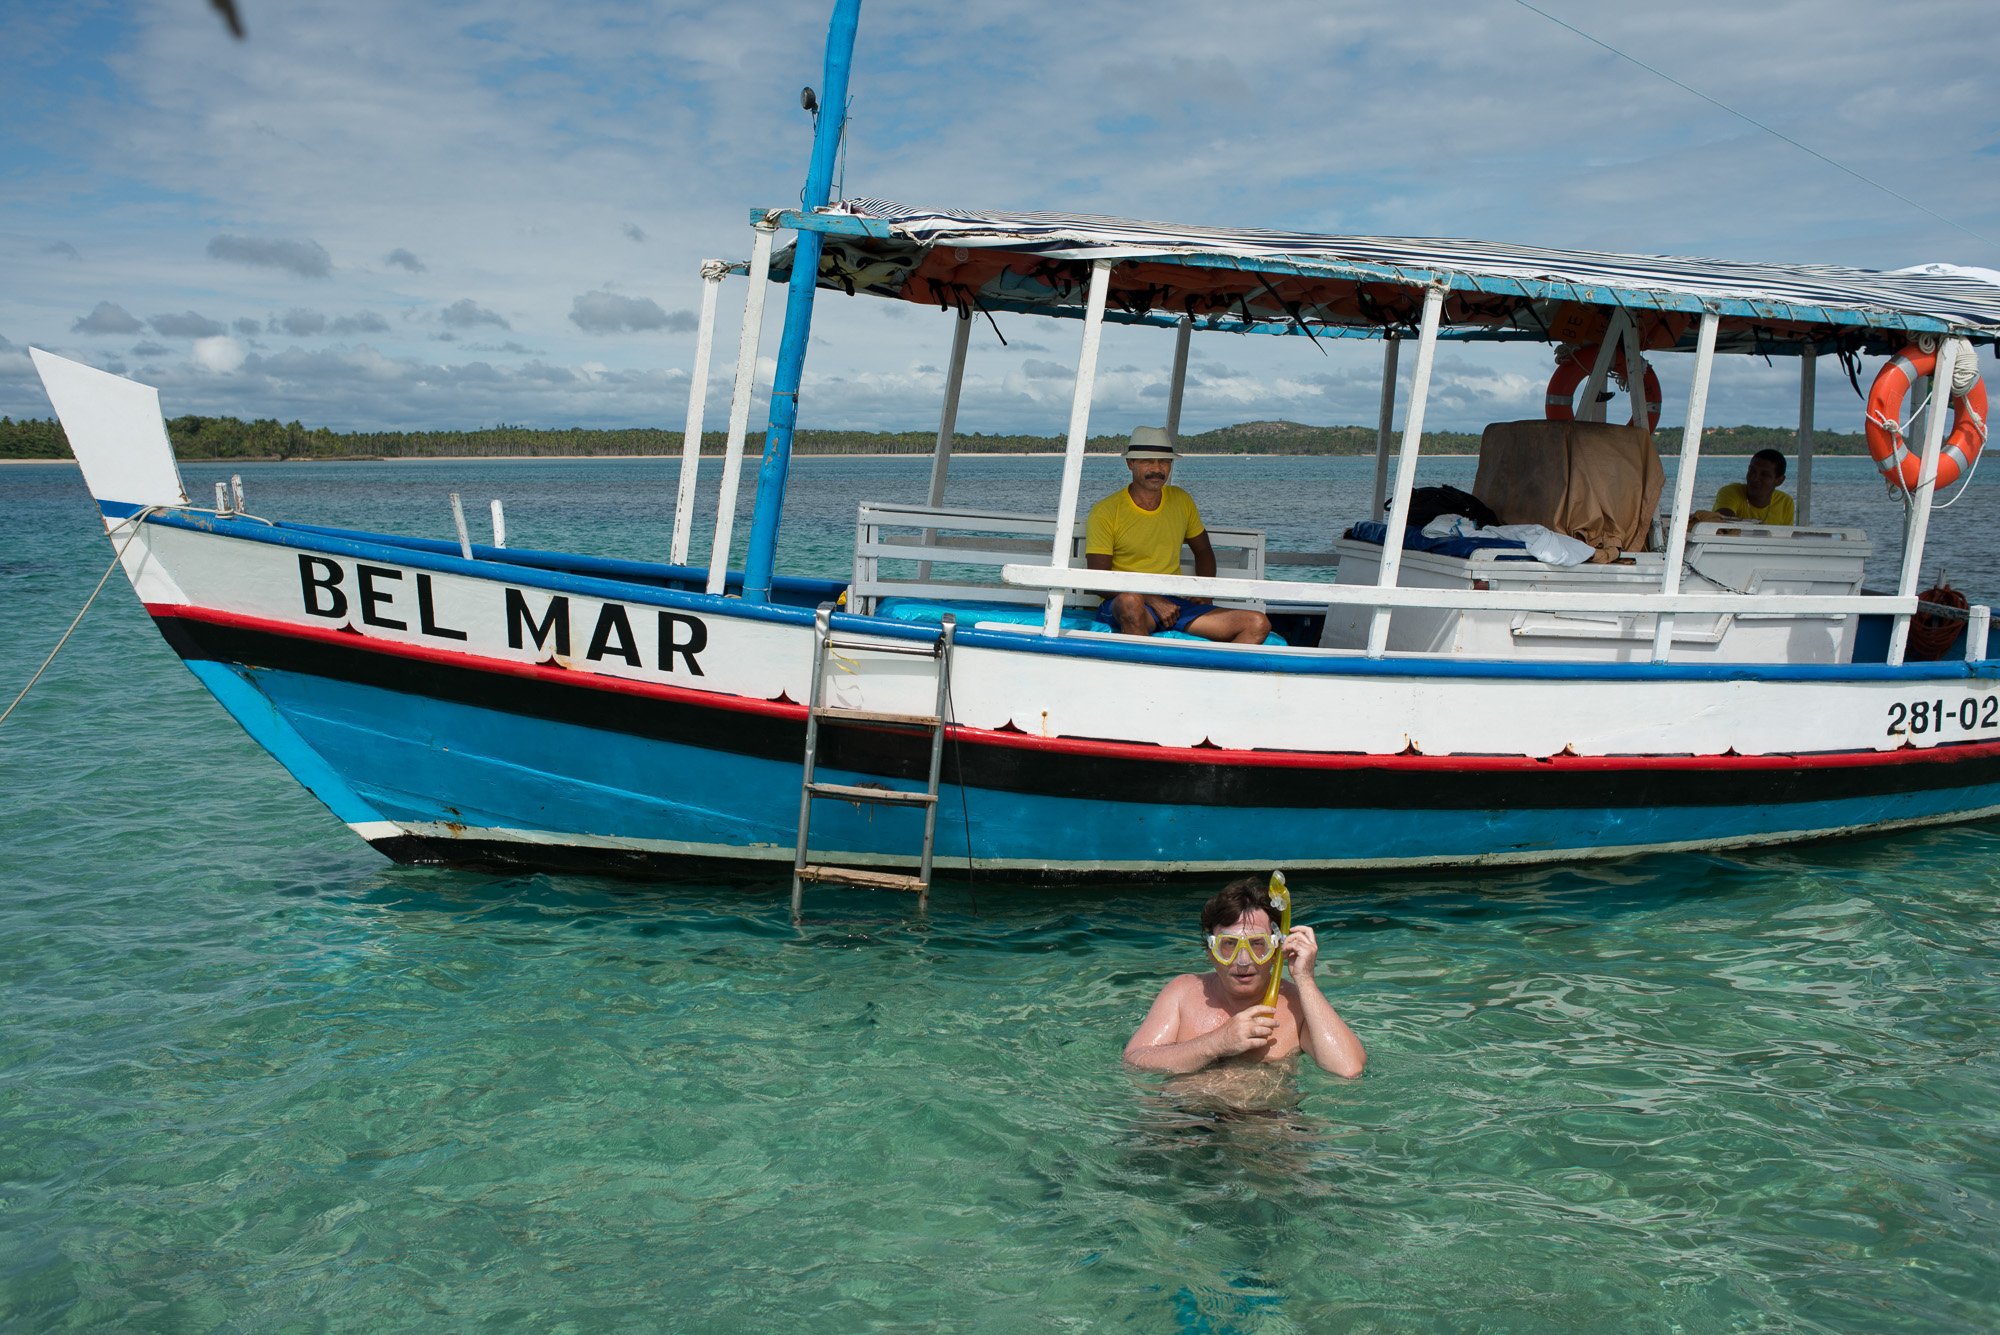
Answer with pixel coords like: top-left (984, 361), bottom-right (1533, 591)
top-left (798, 864), bottom-right (927, 893)
top-left (811, 706), bottom-right (942, 727)
top-left (793, 605), bottom-right (957, 920)
top-left (805, 781), bottom-right (936, 806)
top-left (824, 636), bottom-right (939, 658)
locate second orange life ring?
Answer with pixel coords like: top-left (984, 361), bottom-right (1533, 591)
top-left (1546, 343), bottom-right (1663, 431)
top-left (1864, 346), bottom-right (1989, 490)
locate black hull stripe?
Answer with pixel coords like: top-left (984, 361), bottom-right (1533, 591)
top-left (155, 613), bottom-right (2000, 812)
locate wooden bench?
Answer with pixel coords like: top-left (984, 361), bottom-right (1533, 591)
top-left (851, 501), bottom-right (1266, 615)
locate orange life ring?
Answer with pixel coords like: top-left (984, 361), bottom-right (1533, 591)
top-left (1545, 343), bottom-right (1662, 431)
top-left (1864, 346), bottom-right (1989, 490)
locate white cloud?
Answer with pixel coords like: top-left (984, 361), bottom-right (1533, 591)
top-left (383, 248), bottom-right (426, 273)
top-left (441, 299), bottom-right (509, 330)
top-left (569, 290), bottom-right (690, 334)
top-left (192, 336), bottom-right (246, 372)
top-left (71, 302), bottom-right (144, 335)
top-left (206, 235), bottom-right (334, 279)
top-left (151, 310), bottom-right (227, 338)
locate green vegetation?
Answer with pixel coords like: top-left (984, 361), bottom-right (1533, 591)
top-left (0, 414), bottom-right (1874, 461)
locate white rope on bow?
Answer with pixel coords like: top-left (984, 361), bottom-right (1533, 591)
top-left (0, 507), bottom-right (161, 729)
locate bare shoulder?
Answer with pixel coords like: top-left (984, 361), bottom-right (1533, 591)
top-left (1156, 972), bottom-right (1212, 1007)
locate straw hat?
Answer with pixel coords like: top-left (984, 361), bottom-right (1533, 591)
top-left (1123, 426), bottom-right (1177, 460)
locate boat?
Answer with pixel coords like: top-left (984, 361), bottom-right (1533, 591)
top-left (27, 0), bottom-right (2000, 909)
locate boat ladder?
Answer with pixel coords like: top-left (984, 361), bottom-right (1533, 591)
top-left (791, 605), bottom-right (956, 919)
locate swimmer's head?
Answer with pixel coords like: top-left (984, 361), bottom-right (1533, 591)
top-left (1201, 876), bottom-right (1276, 936)
top-left (1203, 877), bottom-right (1281, 993)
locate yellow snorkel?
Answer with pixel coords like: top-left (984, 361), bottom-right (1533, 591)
top-left (1260, 870), bottom-right (1291, 1009)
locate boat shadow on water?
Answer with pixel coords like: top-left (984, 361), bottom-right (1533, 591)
top-left (320, 813), bottom-right (2000, 946)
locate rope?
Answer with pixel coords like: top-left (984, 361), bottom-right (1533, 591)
top-left (942, 666), bottom-right (978, 916)
top-left (1934, 427), bottom-right (1985, 510)
top-left (1948, 338), bottom-right (1982, 397)
top-left (1878, 342), bottom-right (1988, 505)
top-left (0, 508), bottom-right (160, 729)
top-left (1909, 581), bottom-right (1970, 661)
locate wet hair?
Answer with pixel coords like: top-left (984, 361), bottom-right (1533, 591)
top-left (1752, 448), bottom-right (1787, 479)
top-left (1200, 876), bottom-right (1275, 935)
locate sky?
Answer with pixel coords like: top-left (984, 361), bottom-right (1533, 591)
top-left (4, 0), bottom-right (1999, 438)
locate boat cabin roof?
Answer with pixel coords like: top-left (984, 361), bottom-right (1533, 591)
top-left (768, 199), bottom-right (2000, 357)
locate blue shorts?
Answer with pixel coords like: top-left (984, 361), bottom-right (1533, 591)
top-left (1095, 592), bottom-right (1211, 635)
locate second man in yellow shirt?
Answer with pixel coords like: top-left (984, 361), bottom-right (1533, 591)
top-left (1086, 428), bottom-right (1273, 645)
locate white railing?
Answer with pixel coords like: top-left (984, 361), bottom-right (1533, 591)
top-left (1001, 564), bottom-right (1922, 621)
top-left (852, 501), bottom-right (1266, 615)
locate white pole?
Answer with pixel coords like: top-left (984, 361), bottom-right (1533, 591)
top-left (1620, 316), bottom-right (1646, 431)
top-left (671, 260), bottom-right (727, 567)
top-left (1043, 259), bottom-right (1115, 635)
top-left (1969, 605), bottom-right (1991, 663)
top-left (926, 311), bottom-right (973, 509)
top-left (707, 222), bottom-right (776, 596)
top-left (1888, 338), bottom-right (1958, 666)
top-left (1164, 314), bottom-right (1193, 443)
top-left (1796, 345), bottom-right (1816, 524)
top-left (1912, 376), bottom-right (1931, 468)
top-left (1371, 335), bottom-right (1400, 518)
top-left (1651, 311), bottom-right (1721, 662)
top-left (1366, 287), bottom-right (1445, 658)
top-left (490, 498), bottom-right (506, 549)
top-left (1578, 310), bottom-right (1631, 424)
top-left (918, 310), bottom-right (974, 580)
top-left (450, 492), bottom-right (473, 559)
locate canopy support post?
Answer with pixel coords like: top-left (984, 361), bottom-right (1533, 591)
top-left (1652, 311), bottom-right (1720, 662)
top-left (1367, 289), bottom-right (1445, 659)
top-left (671, 259), bottom-right (727, 567)
top-left (1580, 309), bottom-right (1633, 423)
top-left (918, 309), bottom-right (973, 580)
top-left (1888, 339), bottom-right (1958, 666)
top-left (1620, 316), bottom-right (1647, 434)
top-left (1370, 335), bottom-right (1400, 519)
top-left (1165, 314), bottom-right (1193, 442)
top-left (739, 0), bottom-right (863, 603)
top-left (1043, 259), bottom-right (1114, 636)
top-left (1797, 346), bottom-right (1816, 524)
top-left (706, 221), bottom-right (776, 596)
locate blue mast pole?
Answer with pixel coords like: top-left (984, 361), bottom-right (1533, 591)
top-left (739, 0), bottom-right (862, 602)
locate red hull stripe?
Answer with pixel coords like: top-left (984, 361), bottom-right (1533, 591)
top-left (149, 603), bottom-right (2000, 777)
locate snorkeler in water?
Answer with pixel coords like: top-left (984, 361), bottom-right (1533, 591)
top-left (1123, 875), bottom-right (1366, 1079)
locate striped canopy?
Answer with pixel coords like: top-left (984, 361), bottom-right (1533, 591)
top-left (772, 199), bottom-right (2000, 356)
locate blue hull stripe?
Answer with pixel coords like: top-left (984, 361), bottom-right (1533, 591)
top-left (184, 661), bottom-right (389, 826)
top-left (227, 663), bottom-right (2000, 872)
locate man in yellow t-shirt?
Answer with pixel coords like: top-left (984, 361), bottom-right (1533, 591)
top-left (1712, 449), bottom-right (1796, 525)
top-left (1085, 428), bottom-right (1272, 645)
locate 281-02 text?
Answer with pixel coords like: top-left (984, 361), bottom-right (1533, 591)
top-left (1887, 695), bottom-right (1999, 737)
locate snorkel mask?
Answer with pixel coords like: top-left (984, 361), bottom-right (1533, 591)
top-left (1207, 931), bottom-right (1282, 966)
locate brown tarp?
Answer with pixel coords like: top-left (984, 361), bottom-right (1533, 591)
top-left (1472, 420), bottom-right (1663, 556)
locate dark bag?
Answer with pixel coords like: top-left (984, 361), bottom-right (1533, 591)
top-left (1394, 485), bottom-right (1500, 531)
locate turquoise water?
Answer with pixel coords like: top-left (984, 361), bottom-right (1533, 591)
top-left (4, 456), bottom-right (2000, 1332)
